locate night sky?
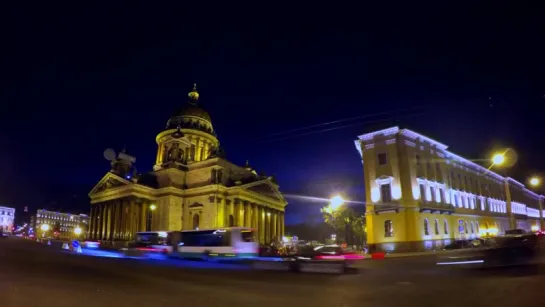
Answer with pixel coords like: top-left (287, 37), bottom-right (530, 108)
top-left (1, 4), bottom-right (544, 224)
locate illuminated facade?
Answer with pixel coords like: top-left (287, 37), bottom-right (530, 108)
top-left (35, 209), bottom-right (89, 240)
top-left (0, 206), bottom-right (15, 232)
top-left (355, 127), bottom-right (545, 252)
top-left (88, 85), bottom-right (287, 244)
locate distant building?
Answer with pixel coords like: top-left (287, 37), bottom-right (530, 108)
top-left (0, 206), bottom-right (15, 232)
top-left (355, 127), bottom-right (545, 252)
top-left (35, 209), bottom-right (89, 240)
top-left (88, 85), bottom-right (288, 244)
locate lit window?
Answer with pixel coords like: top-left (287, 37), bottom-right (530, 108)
top-left (377, 153), bottom-right (388, 166)
top-left (384, 220), bottom-right (393, 237)
top-left (419, 184), bottom-right (426, 202)
top-left (429, 186), bottom-right (435, 202)
top-left (381, 184), bottom-right (392, 203)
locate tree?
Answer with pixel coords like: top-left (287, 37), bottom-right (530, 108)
top-left (321, 205), bottom-right (366, 246)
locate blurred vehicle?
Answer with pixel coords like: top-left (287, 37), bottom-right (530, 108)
top-left (0, 229), bottom-right (7, 238)
top-left (437, 233), bottom-right (545, 268)
top-left (125, 227), bottom-right (258, 260)
top-left (444, 238), bottom-right (492, 250)
top-left (177, 227), bottom-right (258, 260)
top-left (297, 245), bottom-right (363, 262)
top-left (83, 241), bottom-right (101, 249)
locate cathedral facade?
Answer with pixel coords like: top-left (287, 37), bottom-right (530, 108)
top-left (88, 85), bottom-right (287, 244)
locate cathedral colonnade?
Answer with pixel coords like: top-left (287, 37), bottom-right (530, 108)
top-left (216, 198), bottom-right (284, 244)
top-left (88, 198), bottom-right (155, 241)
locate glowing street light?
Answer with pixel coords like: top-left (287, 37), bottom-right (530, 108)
top-left (149, 204), bottom-right (157, 211)
top-left (491, 153), bottom-right (506, 166)
top-left (329, 195), bottom-right (345, 211)
top-left (74, 227), bottom-right (82, 235)
top-left (40, 224), bottom-right (50, 232)
top-left (530, 177), bottom-right (541, 187)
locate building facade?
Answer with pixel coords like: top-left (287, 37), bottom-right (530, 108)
top-left (0, 206), bottom-right (15, 232)
top-left (355, 127), bottom-right (545, 252)
top-left (34, 209), bottom-right (89, 240)
top-left (88, 85), bottom-right (288, 244)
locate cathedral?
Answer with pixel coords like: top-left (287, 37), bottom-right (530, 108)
top-left (88, 85), bottom-right (287, 244)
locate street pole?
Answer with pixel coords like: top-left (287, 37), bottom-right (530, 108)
top-left (504, 178), bottom-right (516, 230)
top-left (539, 196), bottom-right (545, 231)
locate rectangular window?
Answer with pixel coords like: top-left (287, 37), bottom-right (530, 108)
top-left (415, 154), bottom-right (421, 165)
top-left (419, 184), bottom-right (426, 202)
top-left (429, 186), bottom-right (435, 202)
top-left (384, 220), bottom-right (394, 237)
top-left (438, 188), bottom-right (443, 203)
top-left (377, 153), bottom-right (388, 165)
top-left (381, 184), bottom-right (392, 203)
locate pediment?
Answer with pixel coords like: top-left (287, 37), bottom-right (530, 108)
top-left (89, 172), bottom-right (131, 196)
top-left (243, 180), bottom-right (286, 203)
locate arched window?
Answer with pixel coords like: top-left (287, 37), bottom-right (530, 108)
top-left (458, 219), bottom-right (464, 234)
top-left (424, 218), bottom-right (430, 236)
top-left (434, 219), bottom-right (439, 235)
top-left (470, 222), bottom-right (474, 234)
top-left (444, 219), bottom-right (449, 235)
top-left (476, 222), bottom-right (480, 235)
top-left (384, 220), bottom-right (393, 237)
top-left (192, 214), bottom-right (200, 230)
top-left (228, 215), bottom-right (234, 227)
top-left (465, 222), bottom-right (469, 234)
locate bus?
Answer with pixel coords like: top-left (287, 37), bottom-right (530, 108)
top-left (177, 227), bottom-right (258, 260)
top-left (128, 227), bottom-right (258, 260)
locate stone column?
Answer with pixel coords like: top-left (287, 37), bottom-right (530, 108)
top-left (251, 203), bottom-right (258, 229)
top-left (112, 202), bottom-right (119, 240)
top-left (280, 212), bottom-right (285, 237)
top-left (263, 207), bottom-right (269, 243)
top-left (271, 210), bottom-right (277, 242)
top-left (244, 202), bottom-right (251, 227)
top-left (128, 200), bottom-right (135, 240)
top-left (140, 203), bottom-right (147, 232)
top-left (109, 203), bottom-right (115, 241)
top-left (101, 203), bottom-right (108, 240)
top-left (257, 206), bottom-right (264, 244)
top-left (217, 198), bottom-right (224, 227)
top-left (195, 137), bottom-right (201, 162)
top-left (234, 199), bottom-right (240, 226)
top-left (120, 200), bottom-right (127, 240)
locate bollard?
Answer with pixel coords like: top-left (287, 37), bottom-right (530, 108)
top-left (62, 243), bottom-right (70, 250)
top-left (76, 246), bottom-right (82, 253)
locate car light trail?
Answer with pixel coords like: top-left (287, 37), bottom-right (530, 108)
top-left (436, 260), bottom-right (484, 266)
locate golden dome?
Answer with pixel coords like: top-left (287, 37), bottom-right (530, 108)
top-left (188, 83), bottom-right (199, 103)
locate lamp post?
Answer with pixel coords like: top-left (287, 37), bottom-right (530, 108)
top-left (40, 224), bottom-right (50, 238)
top-left (529, 176), bottom-right (544, 230)
top-left (490, 150), bottom-right (516, 230)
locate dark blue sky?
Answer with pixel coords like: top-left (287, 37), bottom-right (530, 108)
top-left (1, 3), bottom-right (544, 224)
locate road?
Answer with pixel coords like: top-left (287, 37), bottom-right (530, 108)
top-left (1, 238), bottom-right (545, 307)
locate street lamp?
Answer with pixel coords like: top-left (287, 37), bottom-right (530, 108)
top-left (40, 224), bottom-right (50, 232)
top-left (530, 177), bottom-right (541, 187)
top-left (149, 204), bottom-right (157, 211)
top-left (74, 227), bottom-right (82, 236)
top-left (491, 153), bottom-right (506, 166)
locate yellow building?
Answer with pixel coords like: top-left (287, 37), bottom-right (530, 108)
top-left (355, 127), bottom-right (544, 252)
top-left (88, 85), bottom-right (287, 244)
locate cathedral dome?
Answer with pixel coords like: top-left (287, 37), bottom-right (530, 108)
top-left (165, 84), bottom-right (215, 135)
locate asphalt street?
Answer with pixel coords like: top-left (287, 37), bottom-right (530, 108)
top-left (1, 238), bottom-right (545, 307)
